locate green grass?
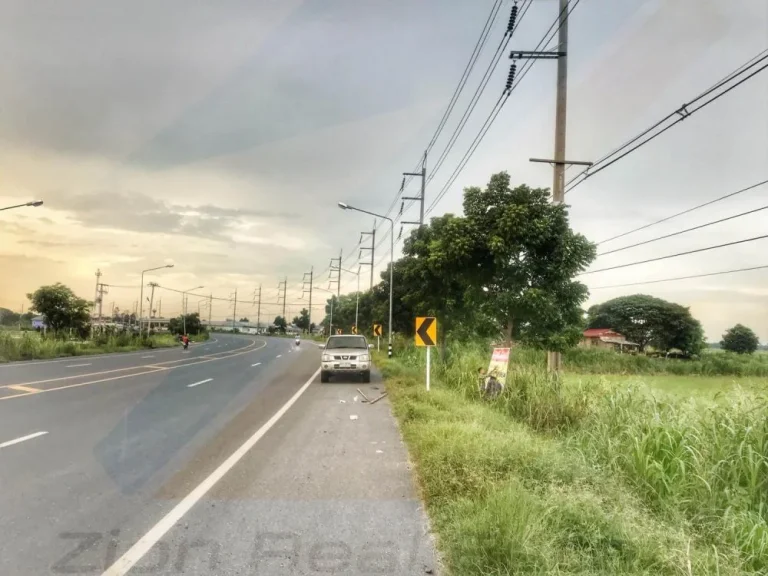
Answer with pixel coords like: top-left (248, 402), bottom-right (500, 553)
top-left (0, 332), bottom-right (183, 362)
top-left (503, 346), bottom-right (768, 377)
top-left (379, 343), bottom-right (768, 574)
top-left (566, 373), bottom-right (768, 401)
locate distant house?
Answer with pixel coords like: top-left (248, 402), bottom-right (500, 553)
top-left (31, 316), bottom-right (46, 330)
top-left (581, 328), bottom-right (639, 353)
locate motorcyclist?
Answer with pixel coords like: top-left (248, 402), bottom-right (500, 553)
top-left (295, 334), bottom-right (301, 346)
top-left (182, 334), bottom-right (190, 349)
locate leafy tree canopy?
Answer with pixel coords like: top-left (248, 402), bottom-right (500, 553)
top-left (292, 308), bottom-right (311, 331)
top-left (168, 312), bottom-right (204, 335)
top-left (587, 294), bottom-right (705, 355)
top-left (721, 323), bottom-right (759, 354)
top-left (26, 283), bottom-right (91, 334)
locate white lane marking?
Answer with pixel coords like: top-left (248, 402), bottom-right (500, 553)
top-left (66, 363), bottom-right (92, 368)
top-left (187, 378), bottom-right (213, 389)
top-left (0, 431), bottom-right (49, 449)
top-left (141, 355), bottom-right (154, 359)
top-left (276, 354), bottom-right (282, 358)
top-left (251, 362), bottom-right (262, 367)
top-left (102, 367), bottom-right (320, 576)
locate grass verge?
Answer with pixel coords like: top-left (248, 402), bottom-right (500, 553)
top-left (378, 344), bottom-right (768, 574)
top-left (0, 332), bottom-right (184, 362)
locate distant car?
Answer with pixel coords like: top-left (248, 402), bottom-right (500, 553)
top-left (321, 334), bottom-right (372, 383)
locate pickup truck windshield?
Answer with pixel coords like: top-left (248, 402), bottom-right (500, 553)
top-left (326, 336), bottom-right (367, 349)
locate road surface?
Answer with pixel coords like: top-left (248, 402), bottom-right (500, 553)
top-left (0, 334), bottom-right (438, 575)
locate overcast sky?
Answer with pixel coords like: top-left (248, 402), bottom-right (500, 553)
top-left (0, 0), bottom-right (766, 341)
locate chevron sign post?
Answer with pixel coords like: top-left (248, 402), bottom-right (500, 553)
top-left (415, 317), bottom-right (437, 391)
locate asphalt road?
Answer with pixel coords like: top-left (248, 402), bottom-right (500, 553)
top-left (0, 334), bottom-right (438, 575)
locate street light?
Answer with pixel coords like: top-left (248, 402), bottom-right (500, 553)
top-left (0, 200), bottom-right (44, 212)
top-left (311, 285), bottom-right (336, 337)
top-left (332, 265), bottom-right (361, 329)
top-left (139, 264), bottom-right (174, 332)
top-left (181, 286), bottom-right (204, 334)
top-left (338, 201), bottom-right (394, 357)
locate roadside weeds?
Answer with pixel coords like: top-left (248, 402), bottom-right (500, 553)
top-left (376, 352), bottom-right (763, 575)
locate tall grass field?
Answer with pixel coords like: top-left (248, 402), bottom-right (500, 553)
top-left (0, 331), bottom-right (185, 362)
top-left (379, 342), bottom-right (768, 574)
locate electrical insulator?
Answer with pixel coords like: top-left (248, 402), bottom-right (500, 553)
top-left (399, 201), bottom-right (404, 216)
top-left (400, 177), bottom-right (405, 192)
top-left (398, 226), bottom-right (403, 240)
top-left (505, 63), bottom-right (517, 92)
top-left (507, 4), bottom-right (519, 34)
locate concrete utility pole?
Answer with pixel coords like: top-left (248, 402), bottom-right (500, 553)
top-left (146, 282), bottom-right (158, 336)
top-left (302, 269), bottom-right (313, 333)
top-left (402, 151), bottom-right (428, 226)
top-left (231, 289), bottom-right (237, 332)
top-left (359, 221), bottom-right (375, 290)
top-left (277, 277), bottom-right (287, 321)
top-left (328, 252), bottom-right (342, 298)
top-left (95, 282), bottom-right (108, 328)
top-left (208, 294), bottom-right (213, 328)
top-left (91, 269), bottom-right (102, 337)
top-left (512, 0), bottom-right (592, 372)
top-left (255, 285), bottom-right (261, 332)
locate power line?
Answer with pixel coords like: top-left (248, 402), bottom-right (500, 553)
top-left (426, 0), bottom-right (504, 154)
top-left (596, 178), bottom-right (768, 245)
top-left (565, 49), bottom-right (768, 194)
top-left (581, 234), bottom-right (768, 276)
top-left (589, 264), bottom-right (768, 290)
top-left (388, 1), bottom-right (530, 228)
top-left (597, 202), bottom-right (768, 257)
top-left (426, 0), bottom-right (532, 191)
top-left (425, 0), bottom-right (581, 217)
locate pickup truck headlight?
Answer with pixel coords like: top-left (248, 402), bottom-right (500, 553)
top-left (359, 354), bottom-right (370, 362)
top-left (322, 354), bottom-right (332, 362)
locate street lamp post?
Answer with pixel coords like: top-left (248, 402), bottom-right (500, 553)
top-left (333, 265), bottom-right (361, 330)
top-left (0, 200), bottom-right (44, 212)
top-left (181, 286), bottom-right (204, 334)
top-left (139, 264), bottom-right (174, 333)
top-left (310, 285), bottom-right (336, 337)
top-left (338, 202), bottom-right (394, 357)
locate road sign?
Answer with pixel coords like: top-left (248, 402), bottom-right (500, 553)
top-left (351, 326), bottom-right (358, 334)
top-left (373, 324), bottom-right (383, 337)
top-left (415, 317), bottom-right (437, 347)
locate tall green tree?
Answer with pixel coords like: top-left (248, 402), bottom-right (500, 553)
top-left (26, 283), bottom-right (91, 334)
top-left (448, 174), bottom-right (595, 349)
top-left (168, 313), bottom-right (204, 335)
top-left (721, 324), bottom-right (759, 354)
top-left (273, 315), bottom-right (287, 333)
top-left (292, 308), bottom-right (311, 331)
top-left (587, 294), bottom-right (705, 355)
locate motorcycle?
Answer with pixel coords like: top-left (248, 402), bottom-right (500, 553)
top-left (295, 337), bottom-right (301, 347)
top-left (183, 341), bottom-right (189, 350)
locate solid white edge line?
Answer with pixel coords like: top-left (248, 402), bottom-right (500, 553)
top-left (0, 431), bottom-right (49, 449)
top-left (251, 362), bottom-right (261, 367)
top-left (186, 378), bottom-right (213, 388)
top-left (65, 363), bottom-right (92, 368)
top-left (102, 367), bottom-right (320, 576)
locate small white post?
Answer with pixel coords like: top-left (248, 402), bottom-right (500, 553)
top-left (377, 335), bottom-right (380, 352)
top-left (426, 346), bottom-right (431, 391)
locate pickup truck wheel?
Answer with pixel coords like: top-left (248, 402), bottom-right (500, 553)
top-left (320, 371), bottom-right (330, 383)
top-left (362, 370), bottom-right (371, 383)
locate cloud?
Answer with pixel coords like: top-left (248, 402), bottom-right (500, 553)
top-left (59, 191), bottom-right (296, 241)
